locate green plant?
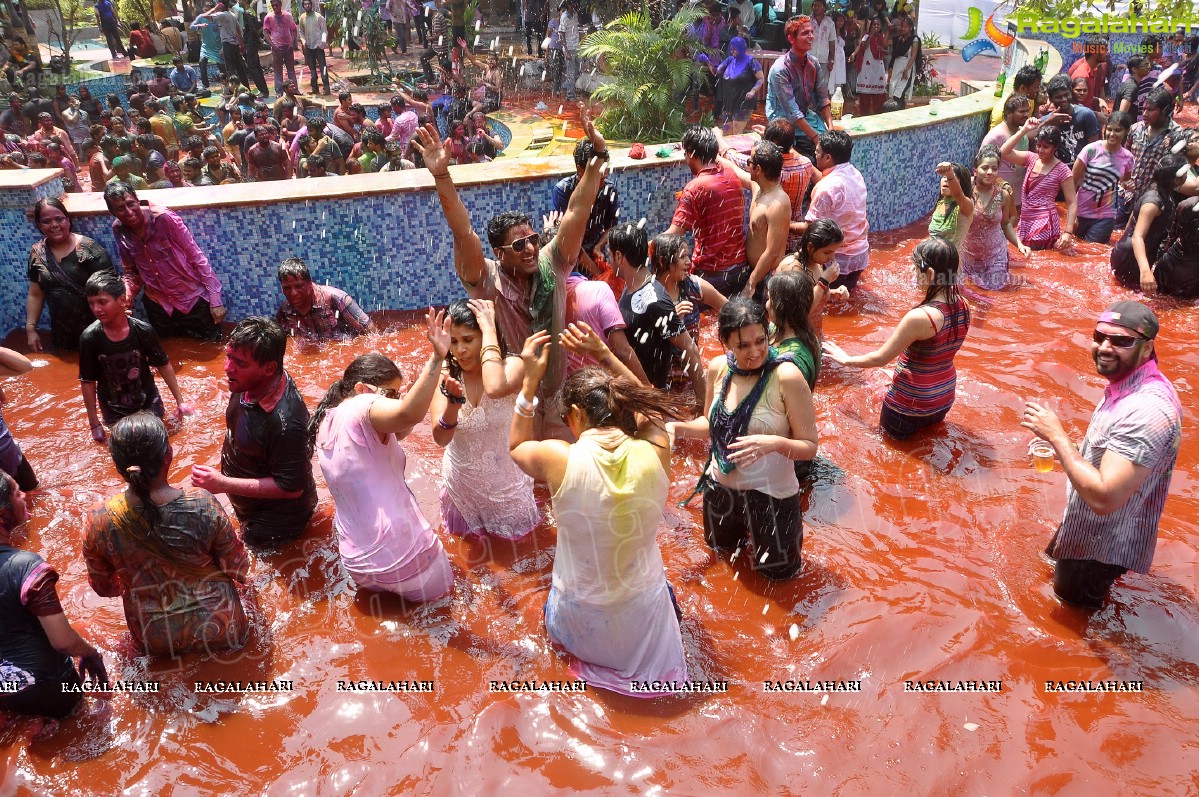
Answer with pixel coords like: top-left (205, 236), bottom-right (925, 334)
top-left (580, 6), bottom-right (707, 143)
top-left (920, 31), bottom-right (942, 49)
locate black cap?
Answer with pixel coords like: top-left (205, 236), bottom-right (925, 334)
top-left (1099, 300), bottom-right (1159, 340)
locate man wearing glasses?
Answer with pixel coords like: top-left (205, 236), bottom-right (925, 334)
top-left (765, 14), bottom-right (830, 161)
top-left (1023, 301), bottom-right (1182, 610)
top-left (413, 117), bottom-right (608, 438)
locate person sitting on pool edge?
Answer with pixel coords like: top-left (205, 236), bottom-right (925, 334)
top-left (191, 317), bottom-right (318, 548)
top-left (274, 257), bottom-right (374, 341)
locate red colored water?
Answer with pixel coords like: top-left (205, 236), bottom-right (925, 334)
top-left (2, 220), bottom-right (1197, 794)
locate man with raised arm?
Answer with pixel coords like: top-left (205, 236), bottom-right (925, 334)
top-left (411, 113), bottom-right (608, 438)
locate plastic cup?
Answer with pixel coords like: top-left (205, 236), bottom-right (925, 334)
top-left (1030, 440), bottom-right (1054, 472)
top-left (928, 98), bottom-right (941, 116)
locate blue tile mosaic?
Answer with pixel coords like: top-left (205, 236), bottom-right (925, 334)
top-left (0, 100), bottom-right (994, 332)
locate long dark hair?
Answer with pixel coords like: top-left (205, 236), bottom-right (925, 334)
top-left (445, 299), bottom-right (509, 381)
top-left (0, 472), bottom-right (19, 534)
top-left (939, 162), bottom-right (974, 213)
top-left (310, 353), bottom-right (402, 441)
top-left (798, 218), bottom-right (843, 267)
top-left (109, 413), bottom-right (170, 526)
top-left (912, 237), bottom-right (964, 309)
top-left (649, 233), bottom-right (689, 279)
top-left (767, 271), bottom-right (820, 383)
top-left (559, 366), bottom-right (691, 438)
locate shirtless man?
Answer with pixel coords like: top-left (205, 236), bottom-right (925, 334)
top-left (719, 138), bottom-right (792, 299)
top-left (244, 125), bottom-right (292, 180)
top-left (89, 135), bottom-right (121, 188)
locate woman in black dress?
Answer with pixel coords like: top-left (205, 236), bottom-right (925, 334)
top-left (26, 198), bottom-right (115, 352)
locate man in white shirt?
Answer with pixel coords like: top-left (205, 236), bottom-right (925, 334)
top-left (559, 0), bottom-right (579, 101)
top-left (297, 0), bottom-right (330, 94)
top-left (809, 0), bottom-right (836, 82)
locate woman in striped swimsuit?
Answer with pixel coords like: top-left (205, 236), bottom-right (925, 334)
top-left (823, 237), bottom-right (972, 439)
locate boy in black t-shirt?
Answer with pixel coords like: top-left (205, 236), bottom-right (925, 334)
top-left (78, 272), bottom-right (193, 443)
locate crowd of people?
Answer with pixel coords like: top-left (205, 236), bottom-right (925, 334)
top-left (0, 8), bottom-right (1190, 719)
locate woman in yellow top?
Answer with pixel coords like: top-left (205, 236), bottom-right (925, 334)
top-left (509, 324), bottom-right (691, 696)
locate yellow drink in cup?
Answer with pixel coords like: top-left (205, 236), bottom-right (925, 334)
top-left (1030, 440), bottom-right (1054, 472)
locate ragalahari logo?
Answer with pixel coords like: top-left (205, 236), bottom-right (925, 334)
top-left (960, 5), bottom-right (1015, 61)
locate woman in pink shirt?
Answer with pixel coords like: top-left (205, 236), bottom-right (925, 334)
top-left (313, 309), bottom-right (455, 601)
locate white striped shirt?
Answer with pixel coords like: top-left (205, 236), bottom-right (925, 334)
top-left (1047, 360), bottom-right (1182, 573)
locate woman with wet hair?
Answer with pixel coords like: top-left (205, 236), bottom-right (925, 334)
top-left (83, 413), bottom-right (250, 656)
top-left (766, 270), bottom-right (820, 391)
top-left (824, 237), bottom-right (972, 439)
top-left (927, 161), bottom-right (975, 248)
top-left (1111, 153), bottom-right (1187, 293)
top-left (431, 298), bottom-right (540, 541)
top-left (1001, 118), bottom-right (1078, 250)
top-left (670, 297), bottom-right (818, 581)
top-left (779, 217), bottom-right (843, 340)
top-left (313, 310), bottom-right (456, 601)
top-left (510, 325), bottom-right (691, 696)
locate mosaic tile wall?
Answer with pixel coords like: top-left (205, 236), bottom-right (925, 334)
top-left (0, 105), bottom-right (990, 331)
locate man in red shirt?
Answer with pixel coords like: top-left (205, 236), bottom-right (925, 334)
top-left (664, 125), bottom-right (749, 298)
top-left (1068, 42), bottom-right (1109, 117)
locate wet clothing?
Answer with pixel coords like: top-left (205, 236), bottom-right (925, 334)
top-left (961, 182), bottom-right (1012, 290)
top-left (82, 489), bottom-right (250, 656)
top-left (1111, 188), bottom-right (1175, 290)
top-left (275, 285), bottom-right (371, 340)
top-left (545, 428), bottom-right (686, 695)
top-left (1039, 104), bottom-right (1099, 165)
top-left (441, 390), bottom-right (540, 540)
top-left (27, 236), bottom-right (114, 351)
top-left (671, 162), bottom-right (748, 275)
top-left (78, 318), bottom-right (170, 426)
top-left (883, 298), bottom-right (971, 423)
top-left (0, 547), bottom-right (82, 718)
top-left (552, 175), bottom-right (618, 256)
top-left (317, 393), bottom-right (453, 600)
top-left (928, 198), bottom-right (973, 250)
top-left (112, 207), bottom-right (223, 339)
top-left (221, 373), bottom-right (317, 547)
top-left (703, 361), bottom-right (803, 580)
top-left (619, 279), bottom-right (686, 390)
top-left (1153, 195), bottom-right (1199, 299)
top-left (775, 335), bottom-right (817, 390)
top-left (1018, 153), bottom-right (1072, 249)
top-left (1046, 359), bottom-right (1181, 578)
top-left (1075, 142), bottom-right (1134, 241)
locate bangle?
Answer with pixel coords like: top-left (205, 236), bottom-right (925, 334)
top-left (430, 171), bottom-right (451, 178)
top-left (436, 416), bottom-right (457, 430)
top-left (90, 422), bottom-right (103, 429)
top-left (514, 394), bottom-right (539, 416)
top-left (818, 277), bottom-right (831, 287)
top-left (25, 323), bottom-right (35, 328)
top-left (439, 381), bottom-right (466, 404)
top-left (479, 344), bottom-right (501, 357)
top-left (514, 404), bottom-right (535, 418)
top-left (480, 355), bottom-right (502, 365)
top-left (593, 149), bottom-right (610, 160)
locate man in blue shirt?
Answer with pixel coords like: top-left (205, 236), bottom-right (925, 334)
top-left (169, 55), bottom-right (201, 93)
top-left (94, 0), bottom-right (129, 57)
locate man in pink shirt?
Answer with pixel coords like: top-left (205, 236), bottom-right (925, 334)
top-left (105, 182), bottom-right (226, 341)
top-left (665, 125), bottom-right (748, 298)
top-left (262, 0), bottom-right (299, 96)
top-left (800, 129), bottom-right (869, 291)
top-left (386, 94), bottom-right (418, 154)
top-left (565, 274), bottom-right (647, 383)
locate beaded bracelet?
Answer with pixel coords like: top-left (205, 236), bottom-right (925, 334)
top-left (437, 416), bottom-right (458, 430)
top-left (439, 381), bottom-right (466, 404)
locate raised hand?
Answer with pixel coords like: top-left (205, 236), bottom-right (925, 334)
top-left (412, 122), bottom-right (451, 175)
top-left (426, 307), bottom-right (451, 359)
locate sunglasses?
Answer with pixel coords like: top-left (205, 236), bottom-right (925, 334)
top-left (1092, 330), bottom-right (1143, 349)
top-left (503, 233), bottom-right (540, 253)
top-left (374, 385), bottom-right (401, 399)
